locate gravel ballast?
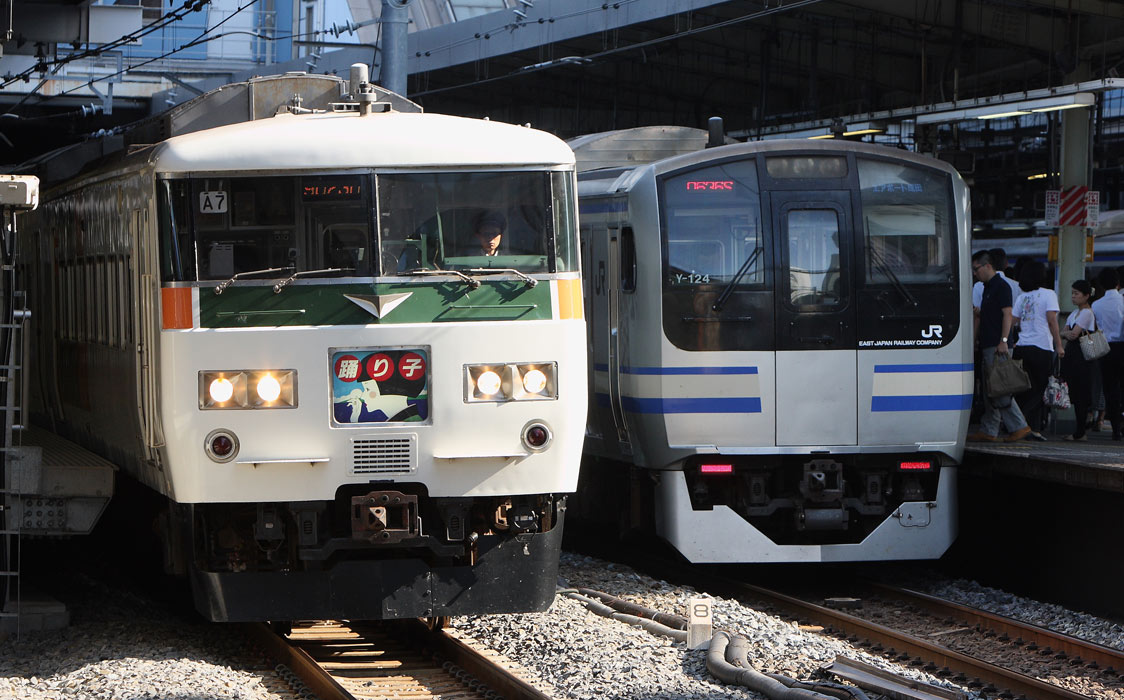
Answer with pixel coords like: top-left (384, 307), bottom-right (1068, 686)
top-left (2, 553), bottom-right (1119, 699)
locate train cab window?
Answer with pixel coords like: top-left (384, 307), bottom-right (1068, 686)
top-left (661, 161), bottom-right (762, 289)
top-left (159, 174), bottom-right (372, 282)
top-left (857, 158), bottom-right (954, 286)
top-left (786, 209), bottom-right (842, 306)
top-left (376, 171), bottom-right (568, 275)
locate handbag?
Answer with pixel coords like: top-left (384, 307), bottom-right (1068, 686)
top-left (1079, 328), bottom-right (1111, 361)
top-left (1044, 374), bottom-right (1071, 409)
top-left (987, 354), bottom-right (1032, 398)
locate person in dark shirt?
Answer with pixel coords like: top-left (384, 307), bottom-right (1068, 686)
top-left (968, 250), bottom-right (1031, 442)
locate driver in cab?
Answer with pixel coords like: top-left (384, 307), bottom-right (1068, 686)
top-left (472, 211), bottom-right (506, 256)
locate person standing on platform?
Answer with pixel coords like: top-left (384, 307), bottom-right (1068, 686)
top-left (1092, 268), bottom-right (1124, 440)
top-left (1060, 280), bottom-right (1098, 441)
top-left (1012, 261), bottom-right (1062, 441)
top-left (968, 250), bottom-right (1031, 442)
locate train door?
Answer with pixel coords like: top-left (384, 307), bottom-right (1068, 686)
top-left (586, 221), bottom-right (630, 455)
top-left (771, 191), bottom-right (858, 446)
top-left (133, 207), bottom-right (165, 466)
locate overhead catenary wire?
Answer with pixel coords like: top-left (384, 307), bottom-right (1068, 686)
top-left (410, 0), bottom-right (825, 98)
top-left (0, 0), bottom-right (213, 90)
top-left (28, 0), bottom-right (262, 106)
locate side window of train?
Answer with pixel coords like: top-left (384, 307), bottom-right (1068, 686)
top-left (620, 226), bottom-right (636, 293)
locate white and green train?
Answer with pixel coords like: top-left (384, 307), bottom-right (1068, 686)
top-left (19, 69), bottom-right (586, 621)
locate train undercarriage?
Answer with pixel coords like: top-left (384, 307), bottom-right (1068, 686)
top-left (160, 486), bottom-right (566, 621)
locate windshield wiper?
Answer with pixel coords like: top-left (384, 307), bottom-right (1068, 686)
top-left (868, 246), bottom-right (919, 308)
top-left (273, 267), bottom-right (355, 294)
top-left (401, 268), bottom-right (481, 290)
top-left (466, 267), bottom-right (538, 288)
top-left (712, 246), bottom-right (762, 312)
top-left (214, 266), bottom-right (295, 295)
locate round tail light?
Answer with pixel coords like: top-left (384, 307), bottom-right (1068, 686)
top-left (521, 421), bottom-right (553, 452)
top-left (204, 429), bottom-right (240, 463)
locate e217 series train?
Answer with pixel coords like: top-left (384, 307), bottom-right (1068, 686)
top-left (570, 126), bottom-right (971, 563)
top-left (18, 68), bottom-right (586, 621)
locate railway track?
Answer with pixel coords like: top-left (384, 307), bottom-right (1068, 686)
top-left (247, 619), bottom-right (554, 700)
top-left (662, 563), bottom-right (1123, 700)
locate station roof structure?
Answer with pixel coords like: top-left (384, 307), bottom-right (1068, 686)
top-left (3, 0), bottom-right (1124, 219)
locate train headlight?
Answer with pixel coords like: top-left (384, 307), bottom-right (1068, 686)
top-left (209, 377), bottom-right (235, 403)
top-left (477, 370), bottom-right (503, 396)
top-left (522, 369), bottom-right (547, 394)
top-left (256, 374), bottom-right (282, 402)
top-left (200, 370), bottom-right (297, 409)
top-left (464, 363), bottom-right (557, 402)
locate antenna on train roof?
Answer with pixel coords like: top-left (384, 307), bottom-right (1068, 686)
top-left (706, 117), bottom-right (724, 148)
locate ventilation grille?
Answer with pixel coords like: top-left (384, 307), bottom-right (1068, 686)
top-left (351, 435), bottom-right (416, 474)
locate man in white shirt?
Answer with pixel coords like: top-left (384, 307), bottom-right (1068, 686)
top-left (1093, 267), bottom-right (1124, 440)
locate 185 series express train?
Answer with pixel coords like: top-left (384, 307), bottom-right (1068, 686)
top-left (571, 126), bottom-right (970, 562)
top-left (18, 68), bottom-right (586, 621)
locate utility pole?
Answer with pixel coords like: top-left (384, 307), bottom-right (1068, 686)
top-left (380, 0), bottom-right (411, 97)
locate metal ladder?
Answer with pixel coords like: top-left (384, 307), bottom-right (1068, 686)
top-left (0, 209), bottom-right (27, 633)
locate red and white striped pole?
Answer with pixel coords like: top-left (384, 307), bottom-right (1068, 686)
top-left (1057, 103), bottom-right (1093, 312)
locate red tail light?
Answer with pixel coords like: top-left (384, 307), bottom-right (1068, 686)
top-left (899, 461), bottom-right (933, 471)
top-left (700, 463), bottom-right (734, 474)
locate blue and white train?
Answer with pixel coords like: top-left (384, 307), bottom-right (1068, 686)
top-left (571, 127), bottom-right (971, 562)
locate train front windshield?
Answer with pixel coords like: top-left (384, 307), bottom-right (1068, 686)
top-left (158, 171), bottom-right (577, 282)
top-left (659, 153), bottom-right (959, 352)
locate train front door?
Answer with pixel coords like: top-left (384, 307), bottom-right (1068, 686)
top-left (771, 191), bottom-right (858, 447)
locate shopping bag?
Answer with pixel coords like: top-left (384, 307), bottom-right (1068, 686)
top-left (1079, 329), bottom-right (1111, 361)
top-left (1044, 374), bottom-right (1071, 409)
top-left (987, 354), bottom-right (1032, 398)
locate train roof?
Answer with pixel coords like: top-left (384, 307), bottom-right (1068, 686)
top-left (27, 72), bottom-right (572, 186)
top-left (574, 131), bottom-right (963, 197)
top-left (567, 126), bottom-right (713, 172)
top-left (152, 111), bottom-right (575, 173)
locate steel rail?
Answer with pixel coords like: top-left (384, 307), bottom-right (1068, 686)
top-left (246, 619), bottom-right (555, 700)
top-left (668, 569), bottom-right (1092, 700)
top-left (866, 581), bottom-right (1124, 674)
top-left (243, 622), bottom-right (353, 700)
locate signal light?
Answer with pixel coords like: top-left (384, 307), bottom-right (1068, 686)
top-left (899, 461), bottom-right (933, 471)
top-left (700, 463), bottom-right (734, 474)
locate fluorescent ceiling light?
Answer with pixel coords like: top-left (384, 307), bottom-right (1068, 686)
top-left (843, 128), bottom-right (884, 136)
top-left (917, 92), bottom-right (1095, 125)
top-left (808, 133), bottom-right (835, 140)
top-left (978, 110), bottom-right (1031, 119)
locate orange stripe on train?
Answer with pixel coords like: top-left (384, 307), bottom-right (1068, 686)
top-left (161, 287), bottom-right (194, 329)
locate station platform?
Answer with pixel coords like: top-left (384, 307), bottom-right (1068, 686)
top-left (962, 429), bottom-right (1124, 493)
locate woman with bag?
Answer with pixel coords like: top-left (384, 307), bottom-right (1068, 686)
top-left (1060, 279), bottom-right (1096, 441)
top-left (1012, 262), bottom-right (1062, 441)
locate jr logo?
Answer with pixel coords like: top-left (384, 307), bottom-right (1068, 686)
top-left (921, 324), bottom-right (943, 339)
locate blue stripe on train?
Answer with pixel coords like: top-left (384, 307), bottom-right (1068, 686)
top-left (595, 393), bottom-right (762, 413)
top-left (871, 395), bottom-right (973, 411)
top-left (621, 396), bottom-right (763, 413)
top-left (591, 364), bottom-right (758, 375)
top-left (873, 363), bottom-right (973, 373)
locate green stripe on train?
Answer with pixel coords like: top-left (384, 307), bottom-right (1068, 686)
top-left (199, 281), bottom-right (552, 328)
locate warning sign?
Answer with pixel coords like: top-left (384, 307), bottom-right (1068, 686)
top-left (1045, 187), bottom-right (1099, 227)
